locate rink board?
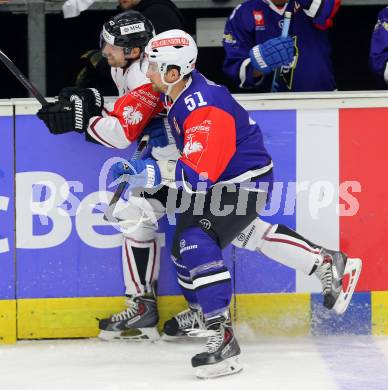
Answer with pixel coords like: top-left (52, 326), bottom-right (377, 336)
top-left (371, 291), bottom-right (388, 335)
top-left (16, 291), bottom-right (377, 339)
top-left (1, 95), bottom-right (388, 342)
top-left (0, 103), bottom-right (16, 343)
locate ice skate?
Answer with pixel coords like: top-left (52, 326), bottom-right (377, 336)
top-left (98, 295), bottom-right (160, 341)
top-left (162, 305), bottom-right (205, 341)
top-left (315, 249), bottom-right (362, 314)
top-left (191, 314), bottom-right (242, 379)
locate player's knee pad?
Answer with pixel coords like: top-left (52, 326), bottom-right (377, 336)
top-left (232, 217), bottom-right (272, 251)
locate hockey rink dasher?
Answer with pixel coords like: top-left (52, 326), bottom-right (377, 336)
top-left (1, 93), bottom-right (388, 342)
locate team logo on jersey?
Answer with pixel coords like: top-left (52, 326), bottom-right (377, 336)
top-left (123, 104), bottom-right (143, 125)
top-left (183, 134), bottom-right (204, 158)
top-left (223, 33), bottom-right (236, 45)
top-left (253, 10), bottom-right (265, 29)
top-left (186, 119), bottom-right (211, 134)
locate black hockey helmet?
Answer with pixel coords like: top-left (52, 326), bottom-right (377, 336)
top-left (100, 10), bottom-right (155, 53)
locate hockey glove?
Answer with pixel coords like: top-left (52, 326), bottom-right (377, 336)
top-left (249, 36), bottom-right (295, 75)
top-left (37, 87), bottom-right (104, 134)
top-left (37, 101), bottom-right (75, 134)
top-left (59, 86), bottom-right (104, 131)
top-left (112, 158), bottom-right (161, 189)
top-left (142, 117), bottom-right (171, 148)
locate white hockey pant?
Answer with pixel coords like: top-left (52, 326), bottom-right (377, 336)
top-left (232, 218), bottom-right (322, 275)
top-left (116, 195), bottom-right (166, 296)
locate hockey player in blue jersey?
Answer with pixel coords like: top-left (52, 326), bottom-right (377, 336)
top-left (370, 6), bottom-right (388, 86)
top-left (223, 0), bottom-right (340, 92)
top-left (112, 29), bottom-right (362, 378)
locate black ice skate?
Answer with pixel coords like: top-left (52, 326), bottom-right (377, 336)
top-left (162, 305), bottom-right (205, 341)
top-left (98, 295), bottom-right (159, 341)
top-left (191, 315), bottom-right (242, 379)
top-left (315, 249), bottom-right (362, 314)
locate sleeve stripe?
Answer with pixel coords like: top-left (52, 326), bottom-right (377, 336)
top-left (239, 58), bottom-right (251, 88)
top-left (89, 117), bottom-right (116, 148)
top-left (314, 0), bottom-right (340, 30)
top-left (304, 0), bottom-right (322, 18)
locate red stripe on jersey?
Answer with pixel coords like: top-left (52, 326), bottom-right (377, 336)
top-left (181, 106), bottom-right (236, 183)
top-left (314, 0), bottom-right (341, 30)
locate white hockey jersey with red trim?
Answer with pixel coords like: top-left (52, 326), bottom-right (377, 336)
top-left (88, 83), bottom-right (163, 148)
top-left (110, 57), bottom-right (149, 97)
top-left (86, 56), bottom-right (180, 161)
top-left (86, 57), bottom-right (161, 149)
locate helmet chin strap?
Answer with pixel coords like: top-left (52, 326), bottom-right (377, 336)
top-left (161, 72), bottom-right (184, 96)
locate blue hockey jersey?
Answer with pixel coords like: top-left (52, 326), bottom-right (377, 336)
top-left (369, 7), bottom-right (388, 85)
top-left (165, 70), bottom-right (272, 190)
top-left (223, 0), bottom-right (340, 92)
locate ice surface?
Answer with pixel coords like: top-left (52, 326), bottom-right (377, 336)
top-left (0, 335), bottom-right (388, 390)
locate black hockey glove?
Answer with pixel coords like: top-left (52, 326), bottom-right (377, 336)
top-left (59, 86), bottom-right (104, 121)
top-left (37, 101), bottom-right (76, 134)
top-left (37, 87), bottom-right (104, 134)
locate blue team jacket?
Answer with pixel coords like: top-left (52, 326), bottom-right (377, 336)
top-left (222, 0), bottom-right (339, 92)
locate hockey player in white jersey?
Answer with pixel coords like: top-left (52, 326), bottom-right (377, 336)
top-left (37, 11), bottom-right (181, 341)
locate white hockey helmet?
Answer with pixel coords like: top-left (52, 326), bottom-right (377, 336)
top-left (145, 29), bottom-right (198, 92)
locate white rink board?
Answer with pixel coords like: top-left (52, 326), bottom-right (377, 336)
top-left (4, 90), bottom-right (388, 114)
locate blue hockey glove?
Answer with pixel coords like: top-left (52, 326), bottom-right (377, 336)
top-left (112, 158), bottom-right (161, 189)
top-left (142, 117), bottom-right (171, 148)
top-left (249, 36), bottom-right (294, 75)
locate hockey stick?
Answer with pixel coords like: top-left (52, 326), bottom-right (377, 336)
top-left (0, 48), bottom-right (49, 106)
top-left (270, 11), bottom-right (292, 92)
top-left (103, 134), bottom-right (150, 223)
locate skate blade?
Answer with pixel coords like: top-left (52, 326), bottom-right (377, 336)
top-left (162, 333), bottom-right (207, 342)
top-left (98, 327), bottom-right (160, 342)
top-left (333, 257), bottom-right (362, 315)
top-left (194, 356), bottom-right (243, 379)
top-left (161, 333), bottom-right (190, 342)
